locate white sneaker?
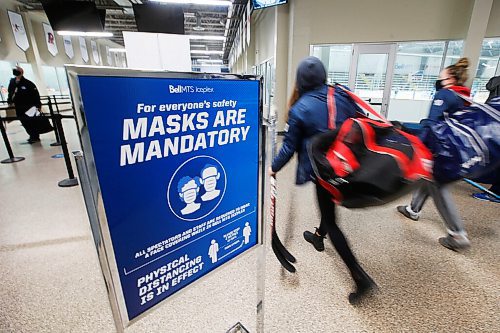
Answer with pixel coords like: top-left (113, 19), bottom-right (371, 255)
top-left (397, 205), bottom-right (420, 221)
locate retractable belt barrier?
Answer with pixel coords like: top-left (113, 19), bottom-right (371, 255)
top-left (0, 96), bottom-right (78, 188)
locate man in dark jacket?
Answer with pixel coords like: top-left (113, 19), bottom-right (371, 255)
top-left (7, 66), bottom-right (42, 143)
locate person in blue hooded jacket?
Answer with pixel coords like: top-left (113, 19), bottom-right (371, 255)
top-left (270, 56), bottom-right (376, 304)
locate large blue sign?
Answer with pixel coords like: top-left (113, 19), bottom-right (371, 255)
top-left (78, 76), bottom-right (260, 320)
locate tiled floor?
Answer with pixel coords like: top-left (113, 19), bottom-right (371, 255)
top-left (0, 121), bottom-right (499, 332)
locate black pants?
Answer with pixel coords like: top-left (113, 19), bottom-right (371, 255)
top-left (16, 109), bottom-right (39, 139)
top-left (315, 182), bottom-right (369, 285)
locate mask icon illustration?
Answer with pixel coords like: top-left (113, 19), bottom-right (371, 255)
top-left (200, 165), bottom-right (221, 202)
top-left (167, 156), bottom-right (226, 222)
top-left (178, 176), bottom-right (202, 215)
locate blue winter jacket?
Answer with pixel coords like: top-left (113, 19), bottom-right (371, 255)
top-left (420, 86), bottom-right (470, 143)
top-left (427, 88), bottom-right (469, 122)
top-left (271, 84), bottom-right (361, 184)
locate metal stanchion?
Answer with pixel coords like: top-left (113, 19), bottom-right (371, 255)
top-left (48, 97), bottom-right (62, 147)
top-left (52, 113), bottom-right (78, 187)
top-left (0, 114), bottom-right (25, 164)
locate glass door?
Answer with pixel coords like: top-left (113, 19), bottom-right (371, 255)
top-left (348, 44), bottom-right (396, 117)
top-left (258, 58), bottom-right (274, 120)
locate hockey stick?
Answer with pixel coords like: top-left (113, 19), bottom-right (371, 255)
top-left (464, 178), bottom-right (500, 200)
top-left (269, 115), bottom-right (296, 273)
top-left (270, 175), bottom-right (296, 272)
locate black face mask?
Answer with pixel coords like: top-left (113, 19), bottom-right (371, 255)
top-left (12, 69), bottom-right (22, 77)
top-left (435, 79), bottom-right (445, 91)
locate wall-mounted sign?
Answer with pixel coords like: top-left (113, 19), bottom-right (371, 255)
top-left (7, 11), bottom-right (29, 51)
top-left (79, 37), bottom-right (89, 62)
top-left (63, 36), bottom-right (74, 59)
top-left (42, 23), bottom-right (58, 56)
top-left (91, 40), bottom-right (100, 64)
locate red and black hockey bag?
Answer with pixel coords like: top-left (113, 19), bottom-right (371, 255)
top-left (309, 86), bottom-right (433, 208)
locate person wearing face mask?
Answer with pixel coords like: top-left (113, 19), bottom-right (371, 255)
top-left (7, 66), bottom-right (42, 143)
top-left (397, 57), bottom-right (471, 251)
top-left (269, 56), bottom-right (375, 305)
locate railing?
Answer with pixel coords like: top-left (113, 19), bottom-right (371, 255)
top-left (0, 95), bottom-right (78, 188)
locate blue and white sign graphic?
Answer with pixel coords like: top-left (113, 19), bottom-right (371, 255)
top-left (167, 155), bottom-right (227, 221)
top-left (77, 76), bottom-right (260, 320)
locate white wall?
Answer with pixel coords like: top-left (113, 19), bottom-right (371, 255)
top-left (29, 12), bottom-right (121, 68)
top-left (486, 0), bottom-right (500, 37)
top-left (229, 0), bottom-right (500, 128)
top-left (0, 1), bottom-right (28, 62)
top-left (387, 99), bottom-right (433, 122)
top-left (124, 32), bottom-right (191, 71)
top-left (29, 12), bottom-right (84, 67)
top-left (285, 0), bottom-right (500, 127)
top-left (1, 3), bottom-right (122, 66)
top-left (0, 0), bottom-right (124, 95)
top-left (288, 0), bottom-right (477, 93)
top-left (274, 4), bottom-right (289, 126)
top-left (253, 8), bottom-right (276, 65)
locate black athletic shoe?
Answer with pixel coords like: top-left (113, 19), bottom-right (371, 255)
top-left (303, 230), bottom-right (325, 252)
top-left (27, 137), bottom-right (40, 144)
top-left (349, 273), bottom-right (378, 305)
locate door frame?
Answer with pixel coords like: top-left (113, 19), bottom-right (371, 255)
top-left (348, 43), bottom-right (397, 116)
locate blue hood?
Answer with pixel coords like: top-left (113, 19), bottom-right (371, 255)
top-left (296, 56), bottom-right (327, 96)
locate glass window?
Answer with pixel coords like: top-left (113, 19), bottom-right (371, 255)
top-left (41, 66), bottom-right (60, 95)
top-left (391, 41), bottom-right (445, 101)
top-left (56, 67), bottom-right (69, 96)
top-left (443, 40), bottom-right (463, 68)
top-left (471, 38), bottom-right (500, 102)
top-left (17, 63), bottom-right (37, 92)
top-left (353, 53), bottom-right (388, 112)
top-left (311, 44), bottom-right (352, 85)
top-left (387, 41), bottom-right (445, 122)
top-left (0, 61), bottom-right (14, 102)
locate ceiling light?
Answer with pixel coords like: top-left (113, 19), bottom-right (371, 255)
top-left (191, 55), bottom-right (210, 58)
top-left (190, 44), bottom-right (206, 48)
top-left (189, 35), bottom-right (225, 41)
top-left (198, 59), bottom-right (223, 64)
top-left (192, 64), bottom-right (227, 68)
top-left (191, 50), bottom-right (224, 55)
top-left (57, 31), bottom-right (113, 37)
top-left (151, 0), bottom-right (232, 6)
top-left (109, 48), bottom-right (127, 53)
